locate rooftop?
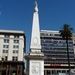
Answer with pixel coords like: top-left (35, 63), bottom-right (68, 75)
top-left (41, 30), bottom-right (59, 33)
top-left (0, 30), bottom-right (24, 34)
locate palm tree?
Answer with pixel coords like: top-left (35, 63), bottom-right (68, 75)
top-left (59, 24), bottom-right (73, 75)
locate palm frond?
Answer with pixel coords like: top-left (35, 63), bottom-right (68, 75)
top-left (59, 24), bottom-right (73, 38)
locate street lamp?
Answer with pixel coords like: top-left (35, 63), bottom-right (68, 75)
top-left (52, 58), bottom-right (56, 75)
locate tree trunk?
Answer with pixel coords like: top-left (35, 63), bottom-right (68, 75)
top-left (66, 37), bottom-right (70, 75)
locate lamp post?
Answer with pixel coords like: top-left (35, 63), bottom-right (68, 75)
top-left (52, 58), bottom-right (56, 75)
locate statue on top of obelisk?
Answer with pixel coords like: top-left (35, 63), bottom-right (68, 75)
top-left (34, 1), bottom-right (38, 12)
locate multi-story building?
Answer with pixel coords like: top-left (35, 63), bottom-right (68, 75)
top-left (40, 30), bottom-right (75, 75)
top-left (0, 30), bottom-right (25, 75)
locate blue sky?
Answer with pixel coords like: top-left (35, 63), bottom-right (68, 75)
top-left (0, 0), bottom-right (75, 53)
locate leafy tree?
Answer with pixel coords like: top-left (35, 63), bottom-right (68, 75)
top-left (59, 24), bottom-right (73, 75)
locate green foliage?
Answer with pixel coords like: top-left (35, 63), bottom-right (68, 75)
top-left (12, 73), bottom-right (16, 75)
top-left (59, 24), bottom-right (73, 38)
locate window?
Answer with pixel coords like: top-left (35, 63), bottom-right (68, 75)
top-left (14, 40), bottom-right (19, 43)
top-left (50, 34), bottom-right (53, 36)
top-left (3, 50), bottom-right (8, 53)
top-left (5, 56), bottom-right (8, 61)
top-left (12, 56), bottom-right (18, 61)
top-left (4, 35), bottom-right (10, 38)
top-left (13, 50), bottom-right (18, 53)
top-left (13, 45), bottom-right (19, 48)
top-left (14, 35), bottom-right (19, 38)
top-left (4, 39), bottom-right (9, 43)
top-left (13, 50), bottom-right (15, 53)
top-left (40, 33), bottom-right (45, 36)
top-left (3, 50), bottom-right (5, 53)
top-left (3, 45), bottom-right (9, 48)
top-left (15, 57), bottom-right (18, 61)
top-left (6, 50), bottom-right (8, 53)
top-left (12, 57), bottom-right (14, 61)
top-left (16, 50), bottom-right (18, 53)
top-left (54, 34), bottom-right (60, 36)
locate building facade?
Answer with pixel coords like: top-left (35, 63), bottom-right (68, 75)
top-left (0, 30), bottom-right (25, 75)
top-left (40, 30), bottom-right (75, 75)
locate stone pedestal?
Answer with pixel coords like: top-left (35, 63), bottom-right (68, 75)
top-left (25, 52), bottom-right (45, 75)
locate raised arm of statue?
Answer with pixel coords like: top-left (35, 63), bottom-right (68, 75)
top-left (34, 1), bottom-right (38, 12)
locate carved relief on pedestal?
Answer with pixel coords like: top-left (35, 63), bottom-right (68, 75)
top-left (31, 62), bottom-right (40, 75)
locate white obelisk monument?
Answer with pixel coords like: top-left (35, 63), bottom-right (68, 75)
top-left (25, 1), bottom-right (45, 75)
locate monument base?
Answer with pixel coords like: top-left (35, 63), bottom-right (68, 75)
top-left (25, 52), bottom-right (45, 75)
